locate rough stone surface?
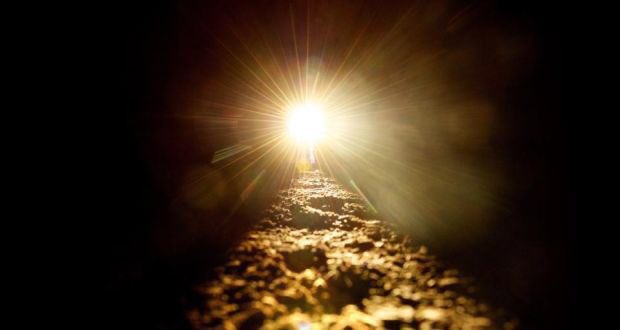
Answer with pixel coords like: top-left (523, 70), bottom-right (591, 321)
top-left (185, 171), bottom-right (516, 329)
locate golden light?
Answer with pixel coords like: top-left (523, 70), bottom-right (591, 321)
top-left (286, 102), bottom-right (327, 144)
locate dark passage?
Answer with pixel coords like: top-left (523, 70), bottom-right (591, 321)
top-left (83, 1), bottom-right (573, 329)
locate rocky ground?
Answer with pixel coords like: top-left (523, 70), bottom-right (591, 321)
top-left (183, 171), bottom-right (517, 329)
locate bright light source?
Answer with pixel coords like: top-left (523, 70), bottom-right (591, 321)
top-left (286, 102), bottom-right (326, 144)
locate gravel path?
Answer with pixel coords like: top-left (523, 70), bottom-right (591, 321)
top-left (185, 171), bottom-right (516, 329)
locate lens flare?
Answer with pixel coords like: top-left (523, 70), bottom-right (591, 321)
top-left (286, 102), bottom-right (326, 144)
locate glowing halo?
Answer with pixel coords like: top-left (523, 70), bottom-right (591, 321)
top-left (286, 101), bottom-right (327, 145)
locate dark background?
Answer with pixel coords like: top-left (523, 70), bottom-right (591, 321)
top-left (75, 1), bottom-right (573, 329)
